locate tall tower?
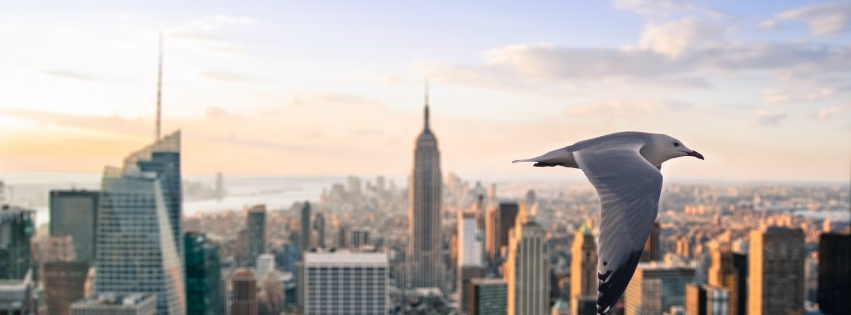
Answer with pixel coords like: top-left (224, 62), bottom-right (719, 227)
top-left (571, 224), bottom-right (597, 315)
top-left (504, 204), bottom-right (549, 315)
top-left (748, 226), bottom-right (805, 315)
top-left (247, 205), bottom-right (266, 266)
top-left (406, 82), bottom-right (444, 290)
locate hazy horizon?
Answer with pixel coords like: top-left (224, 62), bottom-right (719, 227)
top-left (1, 0), bottom-right (849, 180)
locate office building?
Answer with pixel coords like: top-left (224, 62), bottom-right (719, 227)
top-left (247, 205), bottom-right (266, 266)
top-left (44, 261), bottom-right (90, 315)
top-left (685, 283), bottom-right (730, 315)
top-left (300, 202), bottom-right (311, 253)
top-left (184, 232), bottom-right (223, 315)
top-left (70, 293), bottom-right (156, 315)
top-left (0, 269), bottom-right (36, 314)
top-left (350, 228), bottom-right (369, 249)
top-left (490, 202), bottom-right (519, 265)
top-left (0, 205), bottom-right (35, 280)
top-left (485, 208), bottom-right (497, 265)
top-left (313, 212), bottom-right (325, 249)
top-left (458, 266), bottom-right (484, 313)
top-left (748, 226), bottom-right (805, 315)
top-left (624, 262), bottom-right (695, 315)
top-left (302, 250), bottom-right (388, 315)
top-left (95, 131), bottom-right (185, 315)
top-left (505, 207), bottom-right (549, 315)
top-left (49, 190), bottom-right (99, 262)
top-left (458, 211), bottom-right (483, 267)
top-left (708, 246), bottom-right (747, 315)
top-left (817, 232), bottom-right (849, 315)
top-left (469, 278), bottom-right (507, 315)
top-left (255, 254), bottom-right (275, 282)
top-left (571, 224), bottom-right (597, 315)
top-left (406, 86), bottom-right (444, 290)
top-left (231, 269), bottom-right (258, 315)
top-left (640, 222), bottom-right (660, 262)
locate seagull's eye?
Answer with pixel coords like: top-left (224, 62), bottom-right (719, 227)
top-left (673, 142), bottom-right (680, 147)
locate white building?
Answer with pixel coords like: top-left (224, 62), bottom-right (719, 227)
top-left (505, 206), bottom-right (549, 315)
top-left (255, 254), bottom-right (276, 282)
top-left (458, 211), bottom-right (483, 267)
top-left (70, 293), bottom-right (156, 315)
top-left (302, 250), bottom-right (388, 315)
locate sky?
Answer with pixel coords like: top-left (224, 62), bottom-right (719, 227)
top-left (0, 0), bottom-right (849, 181)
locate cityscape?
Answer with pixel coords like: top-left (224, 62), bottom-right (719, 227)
top-left (1, 1), bottom-right (850, 315)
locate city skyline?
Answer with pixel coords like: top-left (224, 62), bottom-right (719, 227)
top-left (1, 0), bottom-right (850, 180)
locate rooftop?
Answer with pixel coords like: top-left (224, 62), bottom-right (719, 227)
top-left (304, 250), bottom-right (387, 265)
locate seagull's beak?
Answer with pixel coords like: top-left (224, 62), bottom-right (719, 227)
top-left (687, 150), bottom-right (705, 160)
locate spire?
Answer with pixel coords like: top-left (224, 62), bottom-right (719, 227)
top-left (423, 78), bottom-right (430, 130)
top-left (155, 32), bottom-right (163, 141)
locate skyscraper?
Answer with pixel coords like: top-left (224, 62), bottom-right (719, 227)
top-left (747, 226), bottom-right (805, 315)
top-left (247, 205), bottom-right (266, 266)
top-left (44, 261), bottom-right (90, 315)
top-left (302, 250), bottom-right (389, 315)
top-left (571, 224), bottom-right (597, 315)
top-left (494, 202), bottom-right (519, 265)
top-left (231, 269), bottom-right (258, 315)
top-left (458, 211), bottom-right (483, 268)
top-left (708, 246), bottom-right (747, 315)
top-left (314, 212), bottom-right (325, 249)
top-left (406, 85), bottom-right (444, 290)
top-left (485, 208), bottom-right (498, 266)
top-left (640, 222), bottom-right (660, 262)
top-left (300, 202), bottom-right (311, 253)
top-left (184, 232), bottom-right (223, 315)
top-left (505, 206), bottom-right (549, 315)
top-left (817, 232), bottom-right (849, 315)
top-left (95, 131), bottom-right (185, 315)
top-left (0, 205), bottom-right (35, 280)
top-left (351, 228), bottom-right (370, 249)
top-left (49, 189), bottom-right (99, 263)
top-left (469, 278), bottom-right (507, 315)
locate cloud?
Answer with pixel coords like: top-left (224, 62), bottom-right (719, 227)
top-left (566, 99), bottom-right (691, 121)
top-left (168, 15), bottom-right (257, 53)
top-left (612, 0), bottom-right (694, 16)
top-left (778, 1), bottom-right (851, 35)
top-left (418, 42), bottom-right (850, 93)
top-left (763, 88), bottom-right (835, 105)
top-left (38, 70), bottom-right (95, 81)
top-left (200, 71), bottom-right (251, 82)
top-left (639, 18), bottom-right (731, 58)
top-left (752, 109), bottom-right (787, 126)
top-left (818, 104), bottom-right (851, 119)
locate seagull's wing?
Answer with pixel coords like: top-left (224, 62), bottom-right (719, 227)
top-left (573, 143), bottom-right (663, 315)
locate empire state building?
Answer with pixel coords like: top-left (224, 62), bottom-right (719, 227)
top-left (406, 86), bottom-right (444, 290)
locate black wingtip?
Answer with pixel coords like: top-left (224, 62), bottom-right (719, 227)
top-left (533, 162), bottom-right (563, 167)
top-left (597, 250), bottom-right (643, 315)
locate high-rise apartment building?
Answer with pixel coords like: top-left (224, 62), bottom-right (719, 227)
top-left (747, 226), bottom-right (805, 315)
top-left (231, 269), bottom-right (258, 315)
top-left (469, 278), bottom-right (507, 315)
top-left (247, 205), bottom-right (266, 266)
top-left (70, 293), bottom-right (156, 315)
top-left (0, 205), bottom-right (35, 280)
top-left (505, 207), bottom-right (549, 315)
top-left (95, 131), bottom-right (185, 315)
top-left (49, 189), bottom-right (99, 263)
top-left (708, 246), bottom-right (747, 315)
top-left (571, 225), bottom-right (598, 315)
top-left (185, 232), bottom-right (223, 315)
top-left (406, 87), bottom-right (444, 290)
top-left (302, 250), bottom-right (389, 315)
top-left (817, 232), bottom-right (849, 315)
top-left (624, 263), bottom-right (695, 315)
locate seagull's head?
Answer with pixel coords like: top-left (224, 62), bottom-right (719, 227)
top-left (645, 134), bottom-right (704, 167)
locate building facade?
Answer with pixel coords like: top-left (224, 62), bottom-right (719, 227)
top-left (302, 251), bottom-right (388, 315)
top-left (231, 269), bottom-right (258, 315)
top-left (44, 261), bottom-right (90, 315)
top-left (571, 225), bottom-right (597, 315)
top-left (49, 190), bottom-right (99, 263)
top-left (95, 131), bottom-right (185, 315)
top-left (817, 232), bottom-right (849, 315)
top-left (184, 232), bottom-right (223, 315)
top-left (469, 278), bottom-right (507, 315)
top-left (708, 246), bottom-right (747, 315)
top-left (747, 226), bottom-right (805, 315)
top-left (247, 205), bottom-right (266, 267)
top-left (406, 91), bottom-right (444, 290)
top-left (505, 208), bottom-right (549, 315)
top-left (624, 263), bottom-right (695, 315)
top-left (0, 206), bottom-right (35, 280)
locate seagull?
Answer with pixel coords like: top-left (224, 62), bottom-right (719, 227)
top-left (512, 131), bottom-right (704, 315)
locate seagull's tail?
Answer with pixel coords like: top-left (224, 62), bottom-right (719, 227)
top-left (512, 148), bottom-right (574, 167)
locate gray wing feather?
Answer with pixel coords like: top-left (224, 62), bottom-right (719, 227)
top-left (573, 142), bottom-right (663, 315)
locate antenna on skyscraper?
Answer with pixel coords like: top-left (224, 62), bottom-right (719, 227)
top-left (424, 77), bottom-right (430, 130)
top-left (155, 32), bottom-right (163, 141)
